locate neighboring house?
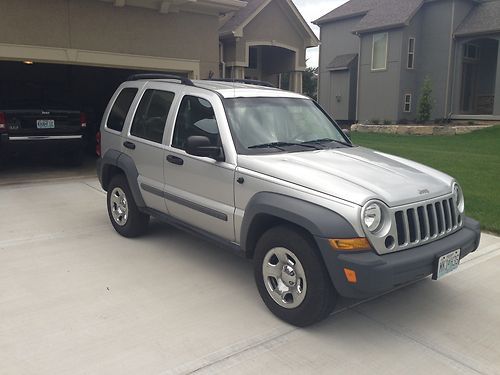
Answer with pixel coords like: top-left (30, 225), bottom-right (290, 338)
top-left (219, 0), bottom-right (319, 92)
top-left (314, 0), bottom-right (500, 123)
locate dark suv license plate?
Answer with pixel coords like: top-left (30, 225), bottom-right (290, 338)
top-left (36, 119), bottom-right (55, 129)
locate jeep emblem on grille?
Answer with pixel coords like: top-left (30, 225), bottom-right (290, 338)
top-left (419, 189), bottom-right (430, 195)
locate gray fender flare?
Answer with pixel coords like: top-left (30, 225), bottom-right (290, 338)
top-left (99, 150), bottom-right (146, 208)
top-left (240, 192), bottom-right (358, 255)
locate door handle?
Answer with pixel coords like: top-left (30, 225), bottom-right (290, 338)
top-left (123, 141), bottom-right (136, 150)
top-left (167, 154), bottom-right (184, 165)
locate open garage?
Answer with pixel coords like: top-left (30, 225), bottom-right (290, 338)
top-left (0, 0), bottom-right (244, 175)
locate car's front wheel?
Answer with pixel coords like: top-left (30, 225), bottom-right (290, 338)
top-left (254, 225), bottom-right (337, 327)
top-left (107, 174), bottom-right (149, 237)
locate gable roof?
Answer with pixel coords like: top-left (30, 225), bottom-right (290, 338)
top-left (314, 0), bottom-right (425, 34)
top-left (219, 0), bottom-right (319, 46)
top-left (220, 0), bottom-right (268, 36)
top-left (455, 0), bottom-right (500, 37)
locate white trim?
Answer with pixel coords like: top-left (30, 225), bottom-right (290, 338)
top-left (407, 37), bottom-right (415, 69)
top-left (9, 135), bottom-right (83, 141)
top-left (282, 0), bottom-right (320, 46)
top-left (403, 93), bottom-right (412, 112)
top-left (0, 43), bottom-right (200, 78)
top-left (371, 32), bottom-right (388, 71)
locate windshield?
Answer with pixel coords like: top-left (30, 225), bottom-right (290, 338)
top-left (224, 97), bottom-right (350, 154)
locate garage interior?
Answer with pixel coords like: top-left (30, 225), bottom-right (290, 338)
top-left (0, 60), bottom-right (165, 178)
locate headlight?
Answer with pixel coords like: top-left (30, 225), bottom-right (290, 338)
top-left (363, 202), bottom-right (383, 232)
top-left (453, 183), bottom-right (465, 213)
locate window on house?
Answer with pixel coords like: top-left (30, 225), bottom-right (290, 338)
top-left (404, 94), bottom-right (412, 112)
top-left (407, 38), bottom-right (415, 69)
top-left (372, 32), bottom-right (388, 70)
top-left (464, 44), bottom-right (480, 60)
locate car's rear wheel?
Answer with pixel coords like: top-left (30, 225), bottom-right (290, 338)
top-left (107, 174), bottom-right (149, 237)
top-left (254, 225), bottom-right (337, 327)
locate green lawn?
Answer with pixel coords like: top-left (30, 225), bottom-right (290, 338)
top-left (351, 126), bottom-right (500, 234)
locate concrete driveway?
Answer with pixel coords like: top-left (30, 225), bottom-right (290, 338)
top-left (1, 177), bottom-right (499, 375)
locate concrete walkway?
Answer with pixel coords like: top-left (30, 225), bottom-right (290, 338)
top-left (1, 178), bottom-right (499, 375)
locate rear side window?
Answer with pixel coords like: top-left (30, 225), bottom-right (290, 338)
top-left (172, 96), bottom-right (220, 150)
top-left (130, 89), bottom-right (175, 144)
top-left (106, 88), bottom-right (138, 132)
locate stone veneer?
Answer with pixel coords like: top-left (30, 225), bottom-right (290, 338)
top-left (351, 124), bottom-right (495, 135)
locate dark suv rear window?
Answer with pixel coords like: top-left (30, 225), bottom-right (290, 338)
top-left (106, 88), bottom-right (138, 132)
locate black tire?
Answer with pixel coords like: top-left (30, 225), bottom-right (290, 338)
top-left (254, 225), bottom-right (337, 327)
top-left (107, 174), bottom-right (149, 237)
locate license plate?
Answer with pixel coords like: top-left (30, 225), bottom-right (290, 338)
top-left (433, 249), bottom-right (461, 280)
top-left (36, 119), bottom-right (55, 129)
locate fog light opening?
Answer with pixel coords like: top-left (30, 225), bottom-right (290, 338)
top-left (385, 235), bottom-right (395, 250)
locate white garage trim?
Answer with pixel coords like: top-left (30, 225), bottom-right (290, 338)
top-left (0, 43), bottom-right (200, 78)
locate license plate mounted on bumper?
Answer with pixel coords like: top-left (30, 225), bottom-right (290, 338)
top-left (432, 249), bottom-right (461, 280)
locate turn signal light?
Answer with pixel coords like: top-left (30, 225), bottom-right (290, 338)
top-left (329, 238), bottom-right (371, 251)
top-left (344, 268), bottom-right (357, 283)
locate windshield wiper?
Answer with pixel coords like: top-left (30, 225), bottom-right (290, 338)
top-left (301, 138), bottom-right (352, 147)
top-left (248, 141), bottom-right (320, 150)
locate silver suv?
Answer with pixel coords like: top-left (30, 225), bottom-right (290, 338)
top-left (97, 74), bottom-right (481, 326)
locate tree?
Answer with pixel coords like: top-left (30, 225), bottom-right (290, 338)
top-left (418, 76), bottom-right (433, 123)
top-left (302, 67), bottom-right (318, 101)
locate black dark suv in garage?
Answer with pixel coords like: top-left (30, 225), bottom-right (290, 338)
top-left (0, 100), bottom-right (87, 166)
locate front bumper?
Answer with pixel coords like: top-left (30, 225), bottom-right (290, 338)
top-left (316, 216), bottom-right (481, 299)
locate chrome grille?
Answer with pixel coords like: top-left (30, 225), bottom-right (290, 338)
top-left (394, 195), bottom-right (462, 250)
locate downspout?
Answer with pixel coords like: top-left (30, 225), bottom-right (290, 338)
top-left (355, 31), bottom-right (361, 122)
top-left (219, 42), bottom-right (226, 79)
top-left (444, 0), bottom-right (455, 118)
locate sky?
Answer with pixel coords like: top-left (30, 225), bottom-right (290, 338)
top-left (291, 0), bottom-right (349, 68)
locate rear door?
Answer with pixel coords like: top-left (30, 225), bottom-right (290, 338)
top-left (121, 84), bottom-right (179, 214)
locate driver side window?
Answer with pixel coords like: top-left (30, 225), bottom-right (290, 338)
top-left (172, 95), bottom-right (220, 150)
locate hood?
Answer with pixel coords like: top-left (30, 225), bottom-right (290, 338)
top-left (238, 147), bottom-right (454, 207)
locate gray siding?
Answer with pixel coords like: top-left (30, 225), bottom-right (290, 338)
top-left (357, 29), bottom-right (403, 123)
top-left (318, 17), bottom-right (361, 117)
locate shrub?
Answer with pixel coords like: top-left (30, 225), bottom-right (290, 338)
top-left (370, 119), bottom-right (380, 125)
top-left (383, 120), bottom-right (392, 125)
top-left (468, 120), bottom-right (475, 125)
top-left (398, 118), bottom-right (409, 125)
top-left (418, 76), bottom-right (433, 123)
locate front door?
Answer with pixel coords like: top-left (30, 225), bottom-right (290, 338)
top-left (461, 62), bottom-right (478, 113)
top-left (163, 94), bottom-right (236, 241)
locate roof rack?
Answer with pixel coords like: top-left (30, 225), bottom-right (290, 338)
top-left (207, 78), bottom-right (275, 88)
top-left (127, 73), bottom-right (194, 86)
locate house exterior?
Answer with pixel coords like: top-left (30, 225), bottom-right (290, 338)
top-left (219, 0), bottom-right (319, 92)
top-left (314, 0), bottom-right (500, 123)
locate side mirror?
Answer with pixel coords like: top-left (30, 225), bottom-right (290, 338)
top-left (186, 135), bottom-right (224, 161)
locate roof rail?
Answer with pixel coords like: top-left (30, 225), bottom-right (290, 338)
top-left (127, 73), bottom-right (194, 86)
top-left (207, 78), bottom-right (275, 88)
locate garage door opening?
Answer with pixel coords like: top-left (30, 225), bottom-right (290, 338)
top-left (0, 61), bottom-right (170, 181)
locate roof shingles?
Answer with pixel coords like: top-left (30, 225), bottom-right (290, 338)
top-left (455, 1), bottom-right (500, 37)
top-left (314, 0), bottom-right (424, 34)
